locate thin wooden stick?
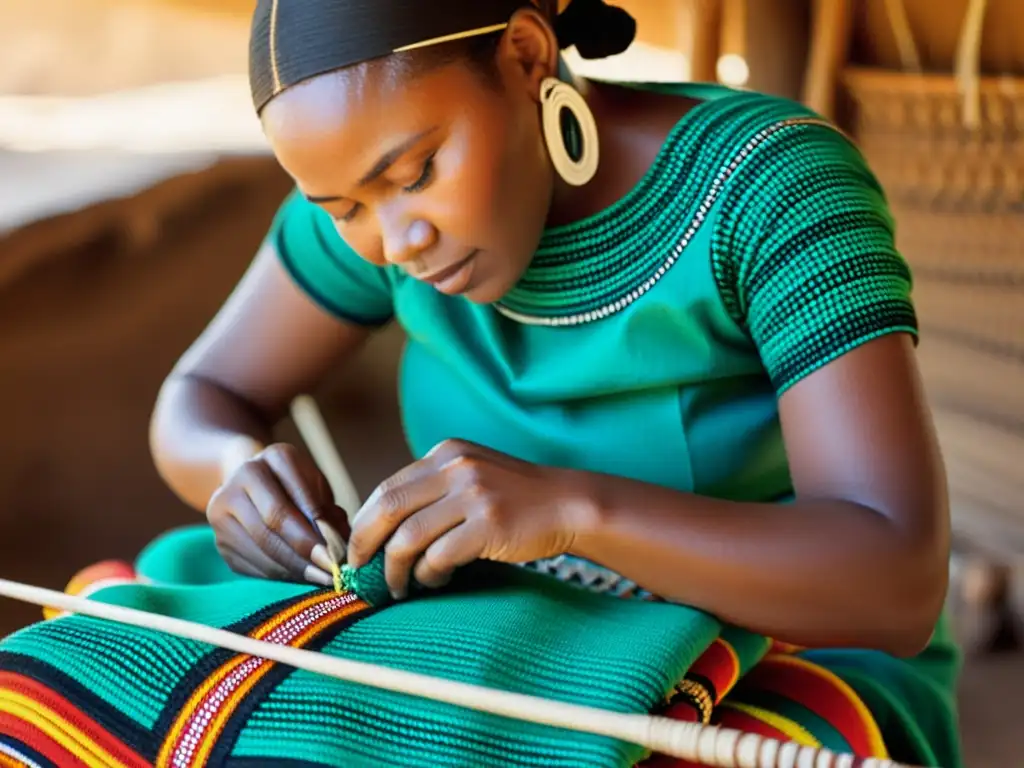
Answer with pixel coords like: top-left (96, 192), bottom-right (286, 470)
top-left (687, 0), bottom-right (723, 84)
top-left (0, 578), bottom-right (922, 768)
top-left (801, 0), bottom-right (854, 120)
top-left (882, 0), bottom-right (923, 73)
top-left (290, 394), bottom-right (362, 518)
top-left (955, 0), bottom-right (989, 130)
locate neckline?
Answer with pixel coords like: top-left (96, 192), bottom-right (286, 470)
top-left (492, 87), bottom-right (826, 327)
top-left (493, 81), bottom-right (746, 325)
top-left (537, 80), bottom-right (737, 242)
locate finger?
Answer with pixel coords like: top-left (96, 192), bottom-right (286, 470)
top-left (348, 462), bottom-right (447, 568)
top-left (413, 520), bottom-right (487, 589)
top-left (315, 517), bottom-right (348, 567)
top-left (260, 447), bottom-right (348, 570)
top-left (226, 514), bottom-right (334, 587)
top-left (261, 444), bottom-right (334, 522)
top-left (383, 498), bottom-right (466, 599)
top-left (231, 490), bottom-right (323, 582)
top-left (425, 438), bottom-right (489, 466)
top-left (242, 461), bottom-right (324, 562)
top-left (215, 514), bottom-right (290, 581)
top-left (215, 543), bottom-right (266, 579)
top-left (219, 537), bottom-right (334, 588)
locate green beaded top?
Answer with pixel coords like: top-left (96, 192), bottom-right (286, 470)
top-left (494, 95), bottom-right (727, 323)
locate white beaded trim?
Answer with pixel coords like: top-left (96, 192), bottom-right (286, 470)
top-left (493, 118), bottom-right (834, 328)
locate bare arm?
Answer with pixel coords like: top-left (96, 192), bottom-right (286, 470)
top-left (569, 334), bottom-right (950, 656)
top-left (150, 242), bottom-right (376, 512)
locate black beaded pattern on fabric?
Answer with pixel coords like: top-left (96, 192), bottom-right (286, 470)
top-left (710, 119), bottom-right (918, 394)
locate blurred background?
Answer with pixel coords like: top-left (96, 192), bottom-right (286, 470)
top-left (0, 1), bottom-right (1020, 764)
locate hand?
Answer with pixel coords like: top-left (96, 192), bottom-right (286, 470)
top-left (207, 441), bottom-right (350, 586)
top-left (347, 439), bottom-right (586, 599)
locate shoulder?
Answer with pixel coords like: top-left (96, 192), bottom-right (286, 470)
top-left (634, 86), bottom-right (873, 226)
top-left (691, 91), bottom-right (915, 395)
top-left (700, 88), bottom-right (896, 295)
top-left (667, 86), bottom-right (863, 182)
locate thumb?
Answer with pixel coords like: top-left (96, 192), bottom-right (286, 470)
top-left (314, 508), bottom-right (350, 566)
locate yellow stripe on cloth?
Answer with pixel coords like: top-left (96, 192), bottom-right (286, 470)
top-left (0, 691), bottom-right (131, 768)
top-left (251, 591), bottom-right (340, 641)
top-left (765, 654), bottom-right (889, 757)
top-left (158, 591), bottom-right (369, 768)
top-left (191, 599), bottom-right (368, 767)
top-left (158, 591), bottom-right (343, 766)
top-left (717, 638), bottom-right (742, 697)
top-left (718, 701), bottom-right (822, 747)
top-left (191, 658), bottom-right (274, 767)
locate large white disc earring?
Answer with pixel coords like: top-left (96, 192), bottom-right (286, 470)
top-left (539, 77), bottom-right (599, 186)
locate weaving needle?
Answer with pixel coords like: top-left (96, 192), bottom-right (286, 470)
top-left (316, 519), bottom-right (347, 593)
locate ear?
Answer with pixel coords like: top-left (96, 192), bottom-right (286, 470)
top-left (498, 7), bottom-right (561, 101)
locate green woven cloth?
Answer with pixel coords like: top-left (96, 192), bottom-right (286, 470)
top-left (0, 526), bottom-right (764, 767)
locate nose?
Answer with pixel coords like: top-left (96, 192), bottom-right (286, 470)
top-left (379, 209), bottom-right (438, 268)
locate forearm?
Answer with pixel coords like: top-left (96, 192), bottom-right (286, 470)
top-left (568, 474), bottom-right (948, 656)
top-left (149, 373), bottom-right (275, 512)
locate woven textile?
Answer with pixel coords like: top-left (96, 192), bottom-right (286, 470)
top-left (0, 527), bottom-right (737, 767)
top-left (0, 527), bottom-right (901, 768)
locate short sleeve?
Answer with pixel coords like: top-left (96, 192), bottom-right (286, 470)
top-left (268, 190), bottom-right (394, 326)
top-left (712, 120), bottom-right (917, 395)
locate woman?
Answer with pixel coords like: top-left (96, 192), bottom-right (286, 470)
top-left (0, 1), bottom-right (961, 767)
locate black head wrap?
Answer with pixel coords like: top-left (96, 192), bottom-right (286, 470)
top-left (249, 0), bottom-right (637, 113)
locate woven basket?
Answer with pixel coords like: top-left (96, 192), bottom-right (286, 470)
top-left (841, 0), bottom-right (1024, 559)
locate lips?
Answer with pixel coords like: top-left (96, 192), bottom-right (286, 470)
top-left (420, 250), bottom-right (479, 286)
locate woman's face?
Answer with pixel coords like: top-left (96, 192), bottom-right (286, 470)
top-left (261, 13), bottom-right (559, 304)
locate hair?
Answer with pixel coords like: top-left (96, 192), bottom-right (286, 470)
top-left (250, 0), bottom-right (637, 114)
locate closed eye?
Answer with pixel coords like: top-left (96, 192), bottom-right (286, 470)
top-left (336, 204), bottom-right (361, 223)
top-left (332, 152), bottom-right (435, 223)
top-left (403, 154), bottom-right (436, 193)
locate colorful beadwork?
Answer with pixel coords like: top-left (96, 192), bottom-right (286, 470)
top-left (158, 591), bottom-right (368, 767)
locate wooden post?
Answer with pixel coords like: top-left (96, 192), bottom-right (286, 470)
top-left (688, 0), bottom-right (723, 83)
top-left (717, 0), bottom-right (749, 86)
top-left (802, 0), bottom-right (855, 119)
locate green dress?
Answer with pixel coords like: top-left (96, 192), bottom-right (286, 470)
top-left (0, 83), bottom-right (961, 768)
top-left (274, 82), bottom-right (961, 767)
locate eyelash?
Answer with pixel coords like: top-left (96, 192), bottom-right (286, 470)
top-left (403, 153), bottom-right (436, 193)
top-left (338, 206), bottom-right (361, 224)
top-left (336, 154), bottom-right (436, 224)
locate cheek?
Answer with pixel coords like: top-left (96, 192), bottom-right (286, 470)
top-left (334, 222), bottom-right (386, 267)
top-left (455, 127), bottom-right (514, 235)
top-left (445, 102), bottom-right (547, 244)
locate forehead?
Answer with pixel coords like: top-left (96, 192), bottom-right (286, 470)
top-left (261, 61), bottom-right (484, 184)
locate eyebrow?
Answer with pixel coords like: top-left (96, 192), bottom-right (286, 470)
top-left (304, 127), bottom-right (439, 204)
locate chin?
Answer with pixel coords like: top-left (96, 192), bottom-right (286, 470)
top-left (463, 274), bottom-right (518, 306)
top-left (462, 284), bottom-right (506, 305)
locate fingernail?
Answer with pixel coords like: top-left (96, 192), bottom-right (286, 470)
top-left (304, 565), bottom-right (334, 588)
top-left (315, 520), bottom-right (347, 564)
top-left (310, 544), bottom-right (334, 573)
